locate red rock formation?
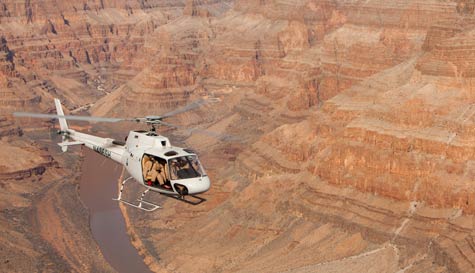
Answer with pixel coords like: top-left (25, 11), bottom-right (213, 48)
top-left (107, 1), bottom-right (475, 272)
top-left (5, 0), bottom-right (475, 272)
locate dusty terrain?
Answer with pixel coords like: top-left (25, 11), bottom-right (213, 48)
top-left (2, 0), bottom-right (475, 272)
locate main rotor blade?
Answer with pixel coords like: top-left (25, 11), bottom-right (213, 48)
top-left (157, 120), bottom-right (240, 142)
top-left (13, 112), bottom-right (130, 123)
top-left (159, 98), bottom-right (219, 120)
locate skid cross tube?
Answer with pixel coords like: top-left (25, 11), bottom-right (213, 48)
top-left (113, 177), bottom-right (161, 212)
top-left (161, 193), bottom-right (207, 205)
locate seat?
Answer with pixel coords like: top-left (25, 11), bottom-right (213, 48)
top-left (164, 163), bottom-right (170, 180)
top-left (142, 155), bottom-right (150, 169)
top-left (168, 161), bottom-right (180, 180)
top-left (142, 155), bottom-right (153, 180)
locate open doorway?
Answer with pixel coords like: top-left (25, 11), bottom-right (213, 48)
top-left (141, 154), bottom-right (172, 190)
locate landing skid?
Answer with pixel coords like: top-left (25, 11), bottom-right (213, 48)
top-left (113, 177), bottom-right (161, 212)
top-left (161, 193), bottom-right (207, 205)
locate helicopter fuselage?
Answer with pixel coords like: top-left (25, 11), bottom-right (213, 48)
top-left (66, 129), bottom-right (210, 196)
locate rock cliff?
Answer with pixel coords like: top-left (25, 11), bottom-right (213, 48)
top-left (111, 1), bottom-right (475, 272)
top-left (3, 0), bottom-right (475, 272)
top-left (0, 1), bottom-right (183, 272)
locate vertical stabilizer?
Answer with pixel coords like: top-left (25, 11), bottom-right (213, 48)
top-left (54, 98), bottom-right (68, 131)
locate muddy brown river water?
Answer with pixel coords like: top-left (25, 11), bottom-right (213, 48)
top-left (79, 149), bottom-right (152, 273)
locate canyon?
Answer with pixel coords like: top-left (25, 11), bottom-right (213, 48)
top-left (2, 0), bottom-right (475, 272)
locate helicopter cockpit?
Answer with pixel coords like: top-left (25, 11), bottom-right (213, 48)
top-left (168, 155), bottom-right (206, 180)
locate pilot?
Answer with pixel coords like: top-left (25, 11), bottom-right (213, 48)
top-left (178, 158), bottom-right (188, 168)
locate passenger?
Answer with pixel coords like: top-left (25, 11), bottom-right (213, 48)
top-left (142, 155), bottom-right (151, 179)
top-left (151, 161), bottom-right (166, 187)
top-left (146, 158), bottom-right (157, 186)
top-left (169, 159), bottom-right (179, 180)
top-left (162, 162), bottom-right (172, 189)
top-left (157, 163), bottom-right (172, 189)
top-left (146, 160), bottom-right (157, 186)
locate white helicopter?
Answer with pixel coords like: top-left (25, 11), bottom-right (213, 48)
top-left (14, 98), bottom-right (227, 211)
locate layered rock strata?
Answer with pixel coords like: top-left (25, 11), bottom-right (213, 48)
top-left (95, 1), bottom-right (475, 272)
top-left (5, 0), bottom-right (475, 272)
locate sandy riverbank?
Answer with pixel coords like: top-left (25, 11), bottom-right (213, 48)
top-left (117, 170), bottom-right (167, 273)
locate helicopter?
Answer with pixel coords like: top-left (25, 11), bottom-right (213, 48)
top-left (14, 97), bottom-right (226, 211)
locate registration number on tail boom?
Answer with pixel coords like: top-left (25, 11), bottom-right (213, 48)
top-left (93, 145), bottom-right (111, 158)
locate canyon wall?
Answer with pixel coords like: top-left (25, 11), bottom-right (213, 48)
top-left (3, 0), bottom-right (475, 272)
top-left (0, 1), bottom-right (186, 272)
top-left (108, 1), bottom-right (475, 272)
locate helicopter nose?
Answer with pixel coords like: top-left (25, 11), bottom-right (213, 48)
top-left (183, 177), bottom-right (211, 195)
top-left (196, 176), bottom-right (210, 194)
top-left (203, 177), bottom-right (210, 191)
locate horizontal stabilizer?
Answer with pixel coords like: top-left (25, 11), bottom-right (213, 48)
top-left (58, 141), bottom-right (84, 147)
top-left (58, 141), bottom-right (84, 152)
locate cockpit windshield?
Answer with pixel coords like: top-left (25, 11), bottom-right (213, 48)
top-left (168, 155), bottom-right (206, 180)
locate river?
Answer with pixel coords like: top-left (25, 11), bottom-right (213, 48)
top-left (79, 148), bottom-right (152, 273)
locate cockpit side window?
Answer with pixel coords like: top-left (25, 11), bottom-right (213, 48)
top-left (188, 156), bottom-right (205, 176)
top-left (168, 155), bottom-right (205, 180)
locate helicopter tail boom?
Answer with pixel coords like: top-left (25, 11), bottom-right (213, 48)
top-left (51, 99), bottom-right (125, 160)
top-left (66, 129), bottom-right (126, 163)
top-left (54, 98), bottom-right (69, 132)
